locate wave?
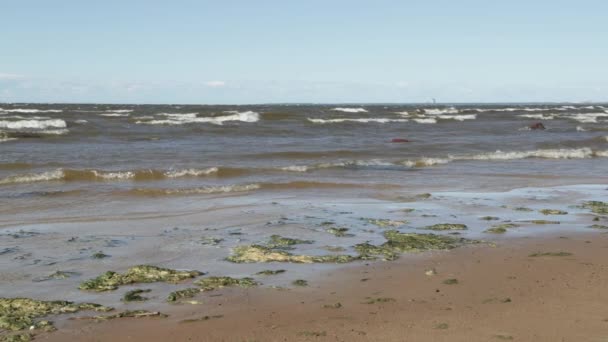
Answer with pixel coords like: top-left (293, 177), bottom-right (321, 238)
top-left (564, 113), bottom-right (608, 123)
top-left (0, 167), bottom-right (222, 185)
top-left (137, 111), bottom-right (259, 125)
top-left (99, 113), bottom-right (130, 117)
top-left (424, 108), bottom-right (459, 115)
top-left (105, 109), bottom-right (133, 113)
top-left (437, 114), bottom-right (476, 121)
top-left (330, 107), bottom-right (368, 113)
top-left (307, 118), bottom-right (409, 124)
top-left (0, 119), bottom-right (67, 130)
top-left (518, 114), bottom-right (555, 120)
top-left (412, 118), bottom-right (437, 124)
top-left (0, 108), bottom-right (63, 113)
top-left (128, 184), bottom-right (261, 196)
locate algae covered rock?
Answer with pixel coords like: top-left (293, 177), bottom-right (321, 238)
top-left (266, 235), bottom-right (313, 249)
top-left (364, 218), bottom-right (407, 228)
top-left (0, 298), bottom-right (111, 332)
top-left (422, 223), bottom-right (468, 231)
top-left (166, 288), bottom-right (201, 302)
top-left (326, 227), bottom-right (354, 237)
top-left (589, 224), bottom-right (608, 229)
top-left (581, 201), bottom-right (608, 215)
top-left (121, 289), bottom-right (151, 302)
top-left (79, 265), bottom-right (202, 292)
top-left (194, 276), bottom-right (258, 291)
top-left (355, 230), bottom-right (474, 261)
top-left (484, 227), bottom-right (507, 234)
top-left (539, 209), bottom-right (568, 215)
top-left (227, 244), bottom-right (356, 264)
top-left (255, 269), bottom-right (286, 276)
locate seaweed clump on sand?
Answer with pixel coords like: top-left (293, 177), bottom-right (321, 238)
top-left (421, 223), bottom-right (468, 231)
top-left (226, 245), bottom-right (355, 264)
top-left (75, 310), bottom-right (166, 320)
top-left (266, 235), bottom-right (313, 249)
top-left (539, 209), bottom-right (568, 215)
top-left (79, 265), bottom-right (202, 292)
top-left (581, 201), bottom-right (608, 215)
top-left (255, 269), bottom-right (286, 276)
top-left (0, 298), bottom-right (111, 332)
top-left (194, 277), bottom-right (258, 291)
top-left (528, 252), bottom-right (573, 257)
top-left (354, 230), bottom-right (475, 261)
top-left (326, 227), bottom-right (354, 237)
top-left (484, 223), bottom-right (519, 234)
top-left (363, 219), bottom-right (407, 228)
top-left (166, 288), bottom-right (201, 302)
top-left (122, 289), bottom-right (151, 302)
top-left (589, 224), bottom-right (608, 230)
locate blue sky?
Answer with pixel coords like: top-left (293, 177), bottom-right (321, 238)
top-left (1, 0), bottom-right (607, 104)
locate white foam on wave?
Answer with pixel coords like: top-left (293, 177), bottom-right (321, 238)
top-left (105, 109), bottom-right (133, 113)
top-left (330, 107), bottom-right (368, 113)
top-left (0, 119), bottom-right (67, 130)
top-left (307, 118), bottom-right (409, 124)
top-left (281, 165), bottom-right (309, 172)
top-left (519, 114), bottom-right (555, 120)
top-left (576, 126), bottom-right (587, 132)
top-left (165, 167), bottom-right (219, 178)
top-left (0, 170), bottom-right (64, 185)
top-left (437, 114), bottom-right (477, 121)
top-left (99, 113), bottom-right (130, 117)
top-left (564, 113), bottom-right (608, 123)
top-left (0, 108), bottom-right (63, 113)
top-left (91, 170), bottom-right (135, 180)
top-left (401, 158), bottom-right (451, 167)
top-left (139, 111), bottom-right (259, 125)
top-left (146, 184), bottom-right (260, 195)
top-left (424, 108), bottom-right (459, 115)
top-left (413, 118), bottom-right (437, 124)
top-left (75, 119), bottom-right (88, 124)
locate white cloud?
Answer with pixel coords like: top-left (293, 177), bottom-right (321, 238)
top-left (205, 80), bottom-right (226, 87)
top-left (0, 73), bottom-right (25, 80)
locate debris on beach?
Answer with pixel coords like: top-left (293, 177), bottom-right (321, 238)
top-left (355, 230), bottom-right (476, 261)
top-left (322, 302), bottom-right (342, 309)
top-left (528, 251), bottom-right (572, 257)
top-left (0, 298), bottom-right (111, 332)
top-left (442, 278), bottom-right (459, 285)
top-left (484, 223), bottom-right (518, 234)
top-left (194, 276), bottom-right (258, 291)
top-left (292, 279), bottom-right (308, 287)
top-left (227, 245), bottom-right (356, 263)
top-left (79, 265), bottom-right (202, 292)
top-left (179, 315), bottom-right (224, 323)
top-left (167, 288), bottom-right (201, 302)
top-left (122, 289), bottom-right (151, 302)
top-left (539, 209), bottom-right (568, 215)
top-left (363, 297), bottom-right (395, 304)
top-left (266, 235), bottom-right (313, 249)
top-left (363, 218), bottom-right (407, 228)
top-left (72, 310), bottom-right (166, 320)
top-left (421, 223), bottom-right (468, 231)
top-left (589, 224), bottom-right (608, 229)
top-left (513, 207), bottom-right (534, 212)
top-left (326, 227), bottom-right (354, 237)
top-left (255, 269), bottom-right (286, 276)
top-left (581, 201), bottom-right (608, 215)
top-left (91, 251), bottom-right (110, 259)
top-left (523, 220), bottom-right (560, 225)
top-left (480, 216), bottom-right (500, 221)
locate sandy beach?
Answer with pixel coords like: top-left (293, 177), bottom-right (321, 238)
top-left (36, 230), bottom-right (608, 342)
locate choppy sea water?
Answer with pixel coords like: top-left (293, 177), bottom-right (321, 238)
top-left (1, 103), bottom-right (608, 306)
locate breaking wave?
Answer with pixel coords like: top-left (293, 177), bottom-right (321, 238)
top-left (0, 108), bottom-right (63, 113)
top-left (136, 111), bottom-right (259, 125)
top-left (0, 119), bottom-right (67, 130)
top-left (330, 107), bottom-right (368, 113)
top-left (307, 118), bottom-right (409, 124)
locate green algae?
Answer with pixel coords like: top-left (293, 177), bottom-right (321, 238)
top-left (355, 230), bottom-right (475, 261)
top-left (435, 323), bottom-right (449, 329)
top-left (167, 288), bottom-right (201, 302)
top-left (480, 216), bottom-right (500, 221)
top-left (121, 289), bottom-right (151, 302)
top-left (194, 277), bottom-right (258, 291)
top-left (32, 271), bottom-right (78, 283)
top-left (539, 209), bottom-right (568, 215)
top-left (589, 224), bottom-right (608, 229)
top-left (581, 201), bottom-right (608, 215)
top-left (514, 207), bottom-right (533, 212)
top-left (200, 237), bottom-right (223, 246)
top-left (78, 310), bottom-right (166, 320)
top-left (255, 269), bottom-right (286, 276)
top-left (422, 223), bottom-right (468, 231)
top-left (91, 251), bottom-right (110, 259)
top-left (1, 333), bottom-right (32, 342)
top-left (442, 278), bottom-right (459, 285)
top-left (298, 331), bottom-right (327, 337)
top-left (323, 246), bottom-right (346, 252)
top-left (179, 315), bottom-right (223, 323)
top-left (494, 335), bottom-right (514, 340)
top-left (0, 298), bottom-right (111, 332)
top-left (79, 265), bottom-right (202, 292)
top-left (364, 218), bottom-right (407, 228)
top-left (524, 220), bottom-right (560, 225)
top-left (322, 302), bottom-right (342, 309)
top-left (227, 245), bottom-right (356, 264)
top-left (363, 297), bottom-right (395, 304)
top-left (266, 235), bottom-right (313, 249)
top-left (326, 227), bottom-right (354, 237)
top-left (292, 279), bottom-right (308, 287)
top-left (484, 227), bottom-right (507, 234)
top-left (528, 252), bottom-right (572, 257)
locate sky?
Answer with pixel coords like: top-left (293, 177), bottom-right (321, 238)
top-left (1, 0), bottom-right (607, 104)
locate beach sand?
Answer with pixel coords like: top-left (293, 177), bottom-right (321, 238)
top-left (39, 231), bottom-right (608, 342)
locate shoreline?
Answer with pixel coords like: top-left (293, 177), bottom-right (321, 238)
top-left (38, 230), bottom-right (608, 341)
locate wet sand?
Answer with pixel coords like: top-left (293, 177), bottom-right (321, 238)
top-left (40, 231), bottom-right (608, 342)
